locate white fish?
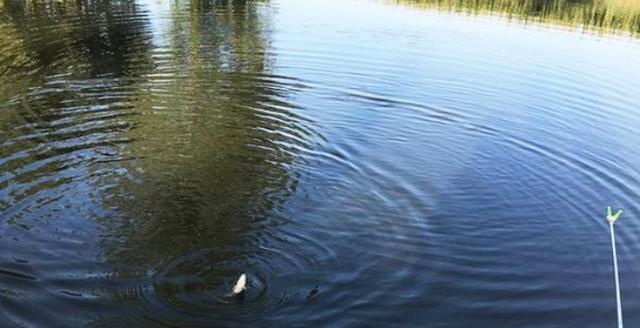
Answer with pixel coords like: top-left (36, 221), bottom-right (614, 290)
top-left (232, 273), bottom-right (247, 295)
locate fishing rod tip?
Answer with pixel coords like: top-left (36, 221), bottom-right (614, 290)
top-left (607, 206), bottom-right (623, 224)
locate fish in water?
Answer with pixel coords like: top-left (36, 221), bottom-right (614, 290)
top-left (306, 285), bottom-right (320, 300)
top-left (233, 273), bottom-right (247, 295)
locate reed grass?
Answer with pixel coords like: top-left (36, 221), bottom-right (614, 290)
top-left (392, 0), bottom-right (640, 36)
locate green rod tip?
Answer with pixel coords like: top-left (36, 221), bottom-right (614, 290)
top-left (607, 206), bottom-right (622, 223)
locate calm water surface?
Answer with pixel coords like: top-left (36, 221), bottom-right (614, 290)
top-left (1, 0), bottom-right (640, 326)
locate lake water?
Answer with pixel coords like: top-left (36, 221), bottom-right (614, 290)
top-left (1, 0), bottom-right (640, 326)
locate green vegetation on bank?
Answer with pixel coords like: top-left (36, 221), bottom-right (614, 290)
top-left (393, 0), bottom-right (640, 35)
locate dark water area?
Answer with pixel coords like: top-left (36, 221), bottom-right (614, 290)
top-left (1, 0), bottom-right (640, 326)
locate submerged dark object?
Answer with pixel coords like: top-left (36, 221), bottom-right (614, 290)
top-left (306, 285), bottom-right (320, 300)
